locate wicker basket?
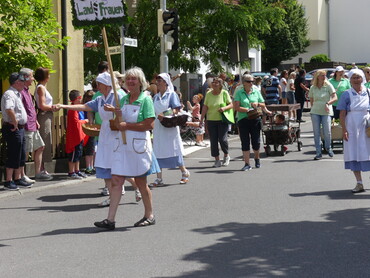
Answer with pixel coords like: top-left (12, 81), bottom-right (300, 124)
top-left (82, 123), bottom-right (100, 137)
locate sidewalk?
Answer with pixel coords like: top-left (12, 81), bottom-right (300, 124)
top-left (0, 136), bottom-right (217, 199)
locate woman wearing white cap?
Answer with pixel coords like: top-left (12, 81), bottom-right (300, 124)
top-left (55, 72), bottom-right (132, 205)
top-left (94, 67), bottom-right (159, 229)
top-left (329, 66), bottom-right (350, 119)
top-left (337, 69), bottom-right (370, 193)
top-left (150, 72), bottom-right (190, 186)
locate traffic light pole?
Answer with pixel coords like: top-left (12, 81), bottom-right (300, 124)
top-left (160, 0), bottom-right (168, 73)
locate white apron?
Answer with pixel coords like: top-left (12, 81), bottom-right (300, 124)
top-left (153, 92), bottom-right (184, 159)
top-left (94, 93), bottom-right (117, 169)
top-left (111, 104), bottom-right (152, 176)
top-left (343, 89), bottom-right (370, 162)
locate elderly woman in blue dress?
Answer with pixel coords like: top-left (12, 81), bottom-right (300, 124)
top-left (94, 67), bottom-right (160, 230)
top-left (337, 69), bottom-right (370, 194)
top-left (150, 73), bottom-right (190, 186)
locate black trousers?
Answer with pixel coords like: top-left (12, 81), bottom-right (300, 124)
top-left (238, 117), bottom-right (262, 151)
top-left (2, 125), bottom-right (26, 169)
top-left (206, 120), bottom-right (229, 157)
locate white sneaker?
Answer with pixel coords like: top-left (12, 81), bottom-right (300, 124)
top-left (98, 198), bottom-right (110, 207)
top-left (223, 156), bottom-right (230, 166)
top-left (352, 183), bottom-right (365, 193)
top-left (213, 160), bottom-right (222, 168)
top-left (22, 175), bottom-right (35, 184)
top-left (101, 187), bottom-right (109, 196)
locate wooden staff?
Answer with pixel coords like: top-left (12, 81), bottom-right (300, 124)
top-left (101, 26), bottom-right (126, 144)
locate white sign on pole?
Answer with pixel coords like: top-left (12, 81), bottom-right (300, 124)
top-left (124, 38), bottom-right (138, 47)
top-left (108, 46), bottom-right (121, 55)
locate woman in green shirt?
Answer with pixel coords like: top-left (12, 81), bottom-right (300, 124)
top-left (200, 77), bottom-right (233, 168)
top-left (233, 74), bottom-right (271, 170)
top-left (329, 66), bottom-right (350, 119)
top-left (309, 70), bottom-right (337, 160)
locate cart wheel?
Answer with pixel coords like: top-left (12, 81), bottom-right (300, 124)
top-left (265, 145), bottom-right (271, 156)
top-left (298, 141), bottom-right (303, 151)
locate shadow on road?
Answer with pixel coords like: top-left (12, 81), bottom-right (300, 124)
top-left (158, 208), bottom-right (370, 277)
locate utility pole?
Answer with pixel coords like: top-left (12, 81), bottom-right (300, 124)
top-left (121, 25), bottom-right (125, 73)
top-left (159, 0), bottom-right (168, 73)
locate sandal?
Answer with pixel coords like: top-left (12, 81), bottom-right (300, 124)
top-left (134, 216), bottom-right (156, 227)
top-left (135, 189), bottom-right (142, 202)
top-left (149, 178), bottom-right (164, 187)
top-left (180, 170), bottom-right (190, 184)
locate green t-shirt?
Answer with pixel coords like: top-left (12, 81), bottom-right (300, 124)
top-left (204, 89), bottom-right (231, 121)
top-left (233, 87), bottom-right (265, 121)
top-left (120, 91), bottom-right (155, 122)
top-left (92, 91), bottom-right (103, 125)
top-left (308, 83), bottom-right (335, 116)
top-left (328, 78), bottom-right (351, 106)
top-left (365, 82), bottom-right (370, 89)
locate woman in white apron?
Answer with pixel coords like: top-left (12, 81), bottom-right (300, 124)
top-left (94, 67), bottom-right (160, 230)
top-left (338, 69), bottom-right (370, 193)
top-left (150, 73), bottom-right (190, 186)
top-left (55, 72), bottom-right (140, 205)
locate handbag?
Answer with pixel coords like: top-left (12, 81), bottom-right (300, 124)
top-left (247, 107), bottom-right (263, 119)
top-left (221, 90), bottom-right (235, 124)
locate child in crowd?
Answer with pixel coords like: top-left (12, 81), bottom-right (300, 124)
top-left (186, 94), bottom-right (207, 147)
top-left (273, 114), bottom-right (288, 130)
top-left (82, 90), bottom-right (95, 175)
top-left (65, 90), bottom-right (88, 179)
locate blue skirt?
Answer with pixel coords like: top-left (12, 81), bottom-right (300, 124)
top-left (345, 161), bottom-right (370, 171)
top-left (157, 155), bottom-right (184, 169)
top-left (96, 167), bottom-right (111, 179)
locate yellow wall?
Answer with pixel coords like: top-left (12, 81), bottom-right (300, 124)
top-left (1, 1), bottom-right (84, 107)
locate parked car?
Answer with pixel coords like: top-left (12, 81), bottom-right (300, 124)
top-left (305, 68), bottom-right (348, 87)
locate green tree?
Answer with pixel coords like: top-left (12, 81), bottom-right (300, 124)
top-left (259, 0), bottom-right (310, 70)
top-left (0, 0), bottom-right (68, 79)
top-left (83, 0), bottom-right (287, 78)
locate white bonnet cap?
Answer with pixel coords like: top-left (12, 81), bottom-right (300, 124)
top-left (96, 72), bottom-right (112, 86)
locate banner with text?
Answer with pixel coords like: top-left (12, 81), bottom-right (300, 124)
top-left (71, 0), bottom-right (128, 27)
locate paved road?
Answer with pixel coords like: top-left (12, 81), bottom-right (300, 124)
top-left (1, 114), bottom-right (370, 277)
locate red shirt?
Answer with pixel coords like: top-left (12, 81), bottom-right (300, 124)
top-left (66, 109), bottom-right (87, 153)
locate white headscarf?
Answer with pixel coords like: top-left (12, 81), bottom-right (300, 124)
top-left (96, 72), bottom-right (112, 86)
top-left (348, 69), bottom-right (366, 86)
top-left (158, 73), bottom-right (174, 93)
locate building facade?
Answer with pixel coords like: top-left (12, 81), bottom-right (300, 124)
top-left (285, 0), bottom-right (370, 65)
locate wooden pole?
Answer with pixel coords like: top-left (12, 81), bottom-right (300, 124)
top-left (101, 26), bottom-right (126, 144)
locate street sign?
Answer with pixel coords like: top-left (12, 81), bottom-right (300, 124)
top-left (124, 38), bottom-right (137, 47)
top-left (108, 46), bottom-right (121, 55)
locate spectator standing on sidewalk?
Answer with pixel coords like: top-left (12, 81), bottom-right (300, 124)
top-left (34, 67), bottom-right (55, 175)
top-left (294, 69), bottom-right (310, 122)
top-left (262, 68), bottom-right (282, 105)
top-left (19, 68), bottom-right (52, 182)
top-left (1, 73), bottom-right (31, 190)
top-left (65, 90), bottom-right (88, 179)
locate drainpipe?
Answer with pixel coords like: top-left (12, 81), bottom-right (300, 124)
top-left (61, 0), bottom-right (68, 108)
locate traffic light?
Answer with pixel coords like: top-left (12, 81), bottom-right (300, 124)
top-left (157, 8), bottom-right (179, 51)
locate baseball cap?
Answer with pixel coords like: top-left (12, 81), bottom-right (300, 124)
top-left (9, 72), bottom-right (21, 85)
top-left (335, 66), bottom-right (344, 72)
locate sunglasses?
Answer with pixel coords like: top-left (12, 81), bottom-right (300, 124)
top-left (243, 80), bottom-right (253, 83)
top-left (366, 71), bottom-right (370, 74)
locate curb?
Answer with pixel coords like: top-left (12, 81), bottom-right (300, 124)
top-left (0, 135), bottom-right (241, 199)
top-left (0, 176), bottom-right (96, 200)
